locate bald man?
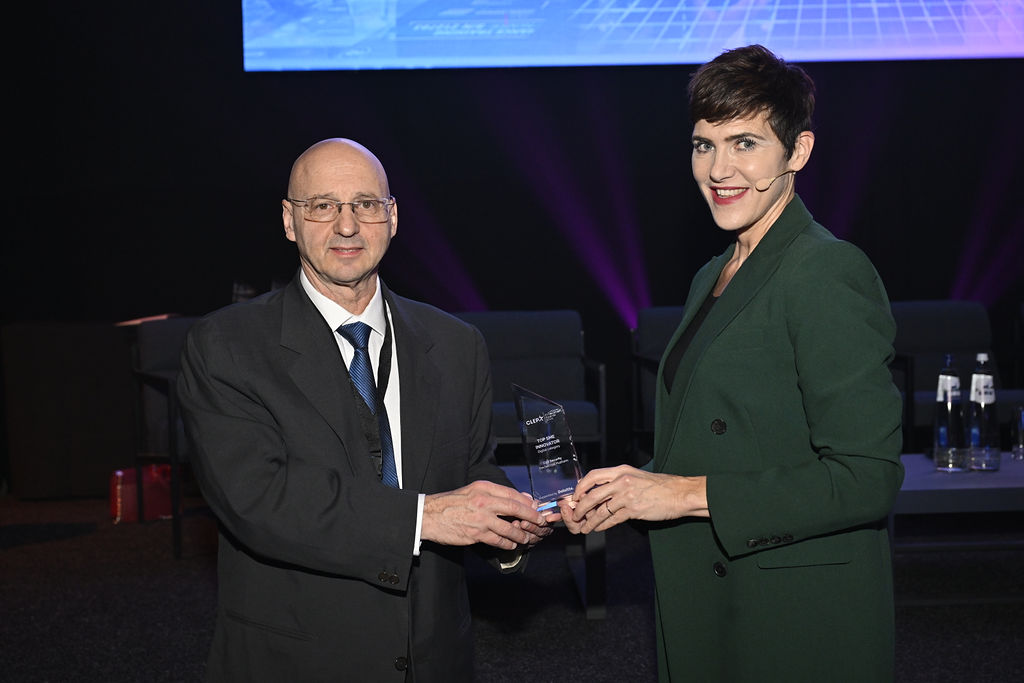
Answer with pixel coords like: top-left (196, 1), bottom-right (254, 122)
top-left (178, 139), bottom-right (554, 682)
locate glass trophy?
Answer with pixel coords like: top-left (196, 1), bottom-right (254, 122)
top-left (512, 384), bottom-right (583, 513)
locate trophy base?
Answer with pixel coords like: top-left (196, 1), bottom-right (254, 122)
top-left (537, 499), bottom-right (559, 513)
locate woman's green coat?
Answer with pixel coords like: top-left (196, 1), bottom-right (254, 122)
top-left (651, 195), bottom-right (904, 682)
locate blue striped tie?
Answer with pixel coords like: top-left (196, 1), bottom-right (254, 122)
top-left (338, 322), bottom-right (399, 488)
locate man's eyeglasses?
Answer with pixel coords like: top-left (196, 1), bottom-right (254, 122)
top-left (287, 196), bottom-right (395, 223)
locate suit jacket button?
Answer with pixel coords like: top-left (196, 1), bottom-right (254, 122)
top-left (770, 536), bottom-right (781, 545)
top-left (713, 561), bottom-right (727, 577)
top-left (710, 419), bottom-right (727, 435)
top-left (394, 656), bottom-right (408, 671)
top-left (378, 572), bottom-right (388, 583)
top-left (759, 537), bottom-right (770, 546)
top-left (782, 534), bottom-right (794, 542)
top-left (746, 538), bottom-right (758, 548)
top-left (390, 573), bottom-right (400, 585)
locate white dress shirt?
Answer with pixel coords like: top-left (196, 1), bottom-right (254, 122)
top-left (299, 271), bottom-right (425, 554)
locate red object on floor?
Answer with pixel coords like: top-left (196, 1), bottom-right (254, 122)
top-left (110, 464), bottom-right (173, 523)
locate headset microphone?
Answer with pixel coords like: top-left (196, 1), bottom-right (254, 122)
top-left (754, 169), bottom-right (796, 192)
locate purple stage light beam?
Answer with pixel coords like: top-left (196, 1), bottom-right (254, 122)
top-left (951, 104), bottom-right (1023, 306)
top-left (376, 150), bottom-right (488, 312)
top-left (963, 215), bottom-right (1024, 307)
top-left (581, 72), bottom-right (652, 326)
top-left (475, 75), bottom-right (644, 328)
top-left (393, 192), bottom-right (488, 311)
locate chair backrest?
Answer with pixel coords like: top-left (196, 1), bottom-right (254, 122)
top-left (633, 306), bottom-right (686, 363)
top-left (136, 316), bottom-right (199, 375)
top-left (135, 317), bottom-right (200, 456)
top-left (632, 306), bottom-right (685, 433)
top-left (455, 310), bottom-right (586, 402)
top-left (890, 300), bottom-right (995, 391)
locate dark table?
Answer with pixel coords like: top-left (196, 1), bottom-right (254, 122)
top-left (892, 452), bottom-right (1024, 552)
top-left (895, 452), bottom-right (1024, 515)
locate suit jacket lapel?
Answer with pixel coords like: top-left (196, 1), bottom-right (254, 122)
top-left (383, 286), bottom-right (440, 491)
top-left (653, 250), bottom-right (726, 470)
top-left (653, 196), bottom-right (814, 471)
top-left (279, 276), bottom-right (374, 477)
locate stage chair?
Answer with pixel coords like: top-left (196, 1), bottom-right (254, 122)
top-left (629, 306), bottom-right (685, 465)
top-left (454, 309), bottom-right (607, 469)
top-left (455, 309), bottom-right (607, 618)
top-left (889, 351), bottom-right (916, 455)
top-left (133, 316), bottom-right (200, 558)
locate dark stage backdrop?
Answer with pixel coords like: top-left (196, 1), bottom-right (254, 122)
top-left (4, 2), bottom-right (1022, 472)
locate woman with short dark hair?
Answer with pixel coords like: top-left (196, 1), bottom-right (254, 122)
top-left (560, 45), bottom-right (904, 682)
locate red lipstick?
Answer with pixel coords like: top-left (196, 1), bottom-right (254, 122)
top-left (710, 187), bottom-right (747, 205)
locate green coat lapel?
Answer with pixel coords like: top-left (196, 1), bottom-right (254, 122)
top-left (653, 195), bottom-right (815, 471)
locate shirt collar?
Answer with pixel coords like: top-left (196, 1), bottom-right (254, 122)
top-left (299, 270), bottom-right (387, 337)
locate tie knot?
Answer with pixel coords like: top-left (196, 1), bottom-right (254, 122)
top-left (338, 321), bottom-right (372, 350)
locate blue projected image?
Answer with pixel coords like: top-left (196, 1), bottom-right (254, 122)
top-left (243, 1), bottom-right (1024, 71)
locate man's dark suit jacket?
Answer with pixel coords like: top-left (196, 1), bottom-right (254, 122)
top-left (178, 275), bottom-right (509, 682)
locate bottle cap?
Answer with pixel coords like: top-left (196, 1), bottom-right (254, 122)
top-left (976, 352), bottom-right (989, 362)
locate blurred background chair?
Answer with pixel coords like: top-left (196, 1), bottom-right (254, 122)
top-left (455, 309), bottom-right (607, 618)
top-left (454, 309), bottom-right (607, 469)
top-left (629, 306), bottom-right (685, 466)
top-left (133, 316), bottom-right (200, 558)
top-left (890, 300), bottom-right (1024, 453)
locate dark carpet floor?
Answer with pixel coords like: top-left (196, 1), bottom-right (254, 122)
top-left (1, 494), bottom-right (1022, 683)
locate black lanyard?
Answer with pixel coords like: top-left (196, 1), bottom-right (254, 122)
top-left (374, 308), bottom-right (392, 409)
top-left (347, 306), bottom-right (392, 479)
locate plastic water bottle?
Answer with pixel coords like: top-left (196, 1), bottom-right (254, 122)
top-left (967, 352), bottom-right (1000, 471)
top-left (933, 353), bottom-right (966, 472)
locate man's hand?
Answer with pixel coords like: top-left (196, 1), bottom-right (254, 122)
top-left (422, 480), bottom-right (554, 550)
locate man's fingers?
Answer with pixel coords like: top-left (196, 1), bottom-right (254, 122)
top-left (495, 496), bottom-right (547, 525)
top-left (469, 481), bottom-right (547, 523)
top-left (481, 530), bottom-right (519, 551)
top-left (540, 509), bottom-right (562, 525)
top-left (493, 517), bottom-right (532, 546)
top-left (422, 481), bottom-right (555, 548)
top-left (519, 519), bottom-right (554, 539)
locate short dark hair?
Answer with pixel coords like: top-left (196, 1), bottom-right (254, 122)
top-left (688, 44), bottom-right (815, 158)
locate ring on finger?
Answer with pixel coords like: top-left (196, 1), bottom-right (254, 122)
top-left (605, 501), bottom-right (614, 515)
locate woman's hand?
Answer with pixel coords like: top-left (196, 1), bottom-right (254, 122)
top-left (557, 465), bottom-right (709, 534)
